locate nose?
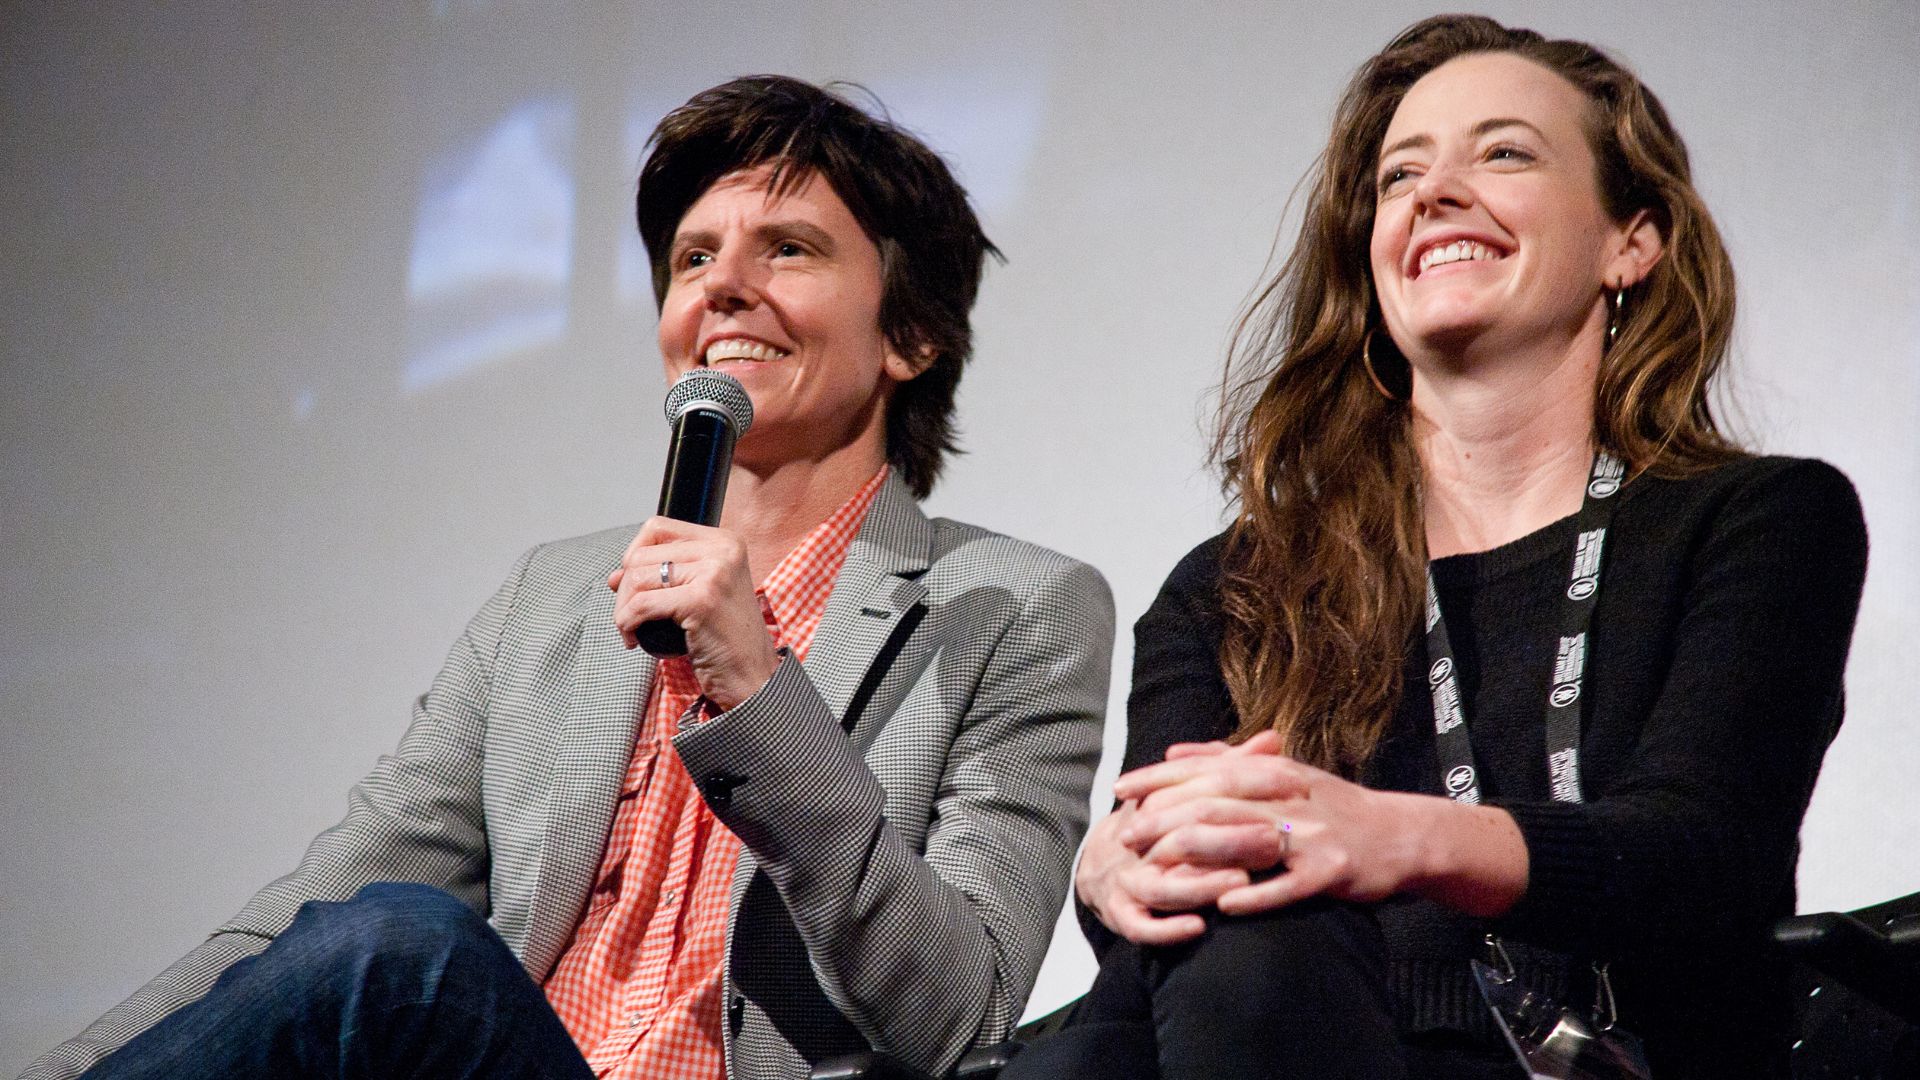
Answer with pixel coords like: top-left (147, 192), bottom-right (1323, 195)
top-left (1411, 159), bottom-right (1474, 216)
top-left (702, 246), bottom-right (762, 312)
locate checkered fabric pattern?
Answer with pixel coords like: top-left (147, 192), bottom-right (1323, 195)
top-left (27, 471), bottom-right (1112, 1080)
top-left (541, 469), bottom-right (884, 1080)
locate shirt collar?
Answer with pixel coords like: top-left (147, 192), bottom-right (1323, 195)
top-left (757, 465), bottom-right (890, 658)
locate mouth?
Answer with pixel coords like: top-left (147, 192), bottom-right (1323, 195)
top-left (701, 337), bottom-right (791, 367)
top-left (1410, 237), bottom-right (1510, 279)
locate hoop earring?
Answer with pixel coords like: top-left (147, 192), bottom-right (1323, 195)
top-left (1605, 287), bottom-right (1627, 350)
top-left (1361, 329), bottom-right (1408, 402)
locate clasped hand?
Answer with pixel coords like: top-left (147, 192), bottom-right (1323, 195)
top-left (609, 517), bottom-right (780, 711)
top-left (1078, 731), bottom-right (1433, 945)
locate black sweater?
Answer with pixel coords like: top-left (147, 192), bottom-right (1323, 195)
top-left (1096, 456), bottom-right (1867, 1078)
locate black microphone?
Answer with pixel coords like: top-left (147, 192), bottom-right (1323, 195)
top-left (635, 369), bottom-right (755, 657)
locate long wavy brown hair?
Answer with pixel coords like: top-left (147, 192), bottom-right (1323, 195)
top-left (1215, 15), bottom-right (1743, 774)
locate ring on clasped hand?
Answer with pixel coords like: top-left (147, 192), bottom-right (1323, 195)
top-left (1279, 821), bottom-right (1293, 858)
top-left (659, 560), bottom-right (673, 587)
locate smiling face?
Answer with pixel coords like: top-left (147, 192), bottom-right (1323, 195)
top-left (1369, 51), bottom-right (1651, 369)
top-left (657, 163), bottom-right (917, 473)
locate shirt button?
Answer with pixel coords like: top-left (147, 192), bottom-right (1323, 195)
top-left (661, 889), bottom-right (677, 905)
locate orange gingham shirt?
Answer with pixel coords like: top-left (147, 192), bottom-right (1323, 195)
top-left (542, 467), bottom-right (889, 1080)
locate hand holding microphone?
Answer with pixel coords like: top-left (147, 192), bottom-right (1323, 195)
top-left (635, 370), bottom-right (754, 655)
top-left (610, 370), bottom-right (779, 709)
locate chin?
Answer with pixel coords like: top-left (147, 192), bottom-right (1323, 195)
top-left (1395, 316), bottom-right (1486, 357)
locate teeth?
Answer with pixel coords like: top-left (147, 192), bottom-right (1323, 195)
top-left (704, 338), bottom-right (789, 364)
top-left (1417, 240), bottom-right (1501, 274)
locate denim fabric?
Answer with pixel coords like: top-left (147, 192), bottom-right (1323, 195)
top-left (81, 883), bottom-right (594, 1080)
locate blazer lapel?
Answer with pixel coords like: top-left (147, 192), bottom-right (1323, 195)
top-left (798, 473), bottom-right (933, 728)
top-left (521, 580), bottom-right (654, 979)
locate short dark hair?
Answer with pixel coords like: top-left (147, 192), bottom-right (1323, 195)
top-left (637, 75), bottom-right (999, 499)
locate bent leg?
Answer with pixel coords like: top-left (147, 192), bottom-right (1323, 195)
top-left (83, 883), bottom-right (591, 1080)
top-left (1141, 900), bottom-right (1405, 1080)
top-left (1011, 901), bottom-right (1406, 1080)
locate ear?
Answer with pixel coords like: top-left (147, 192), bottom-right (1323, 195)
top-left (1606, 208), bottom-right (1665, 290)
top-left (883, 344), bottom-right (936, 383)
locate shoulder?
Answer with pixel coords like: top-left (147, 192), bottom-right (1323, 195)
top-left (921, 515), bottom-right (1114, 615)
top-left (917, 518), bottom-right (1121, 638)
top-left (1626, 455), bottom-right (1865, 552)
top-left (1649, 453), bottom-right (1855, 503)
top-left (1165, 531), bottom-right (1231, 595)
top-left (1138, 531), bottom-right (1232, 627)
top-left (1616, 455), bottom-right (1868, 621)
top-left (1733, 455), bottom-right (1861, 515)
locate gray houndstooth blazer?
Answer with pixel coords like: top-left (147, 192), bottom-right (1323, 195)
top-left (26, 473), bottom-right (1113, 1080)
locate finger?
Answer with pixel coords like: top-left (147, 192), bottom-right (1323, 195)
top-left (1234, 730), bottom-right (1285, 755)
top-left (1164, 740), bottom-right (1234, 761)
top-left (613, 583), bottom-right (689, 644)
top-left (631, 515), bottom-right (722, 547)
top-left (1119, 862), bottom-right (1250, 910)
top-left (1116, 749), bottom-right (1314, 803)
top-left (1107, 899), bottom-right (1209, 946)
top-left (1216, 860), bottom-right (1340, 915)
top-left (608, 566), bottom-right (625, 592)
top-left (1142, 823), bottom-right (1288, 871)
top-left (618, 538), bottom-right (714, 582)
top-left (1122, 770), bottom-right (1233, 811)
top-left (1112, 755), bottom-right (1218, 801)
top-left (612, 540), bottom-right (721, 627)
top-left (1135, 755), bottom-right (1329, 812)
top-left (1119, 795), bottom-right (1279, 848)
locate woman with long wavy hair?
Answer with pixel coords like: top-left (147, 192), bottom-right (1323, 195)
top-left (1017, 14), bottom-right (1868, 1080)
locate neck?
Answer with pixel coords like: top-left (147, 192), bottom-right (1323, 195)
top-left (719, 442), bottom-right (886, 582)
top-left (1412, 342), bottom-right (1598, 558)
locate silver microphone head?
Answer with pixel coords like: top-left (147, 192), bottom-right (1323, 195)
top-left (663, 369), bottom-right (754, 434)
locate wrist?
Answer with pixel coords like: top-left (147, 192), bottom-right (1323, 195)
top-left (1407, 795), bottom-right (1529, 917)
top-left (704, 646), bottom-right (784, 712)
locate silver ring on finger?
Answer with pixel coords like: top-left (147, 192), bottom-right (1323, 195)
top-left (1278, 821), bottom-right (1293, 859)
top-left (659, 560), bottom-right (673, 587)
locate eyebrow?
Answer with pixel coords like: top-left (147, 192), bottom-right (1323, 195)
top-left (670, 219), bottom-right (839, 261)
top-left (1379, 117), bottom-right (1550, 162)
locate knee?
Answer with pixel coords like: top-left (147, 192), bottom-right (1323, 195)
top-left (1152, 901), bottom-right (1384, 1000)
top-left (345, 882), bottom-right (482, 931)
top-left (287, 883), bottom-right (494, 977)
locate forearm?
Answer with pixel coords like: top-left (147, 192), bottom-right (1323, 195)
top-left (675, 654), bottom-right (1097, 1071)
top-left (1398, 792), bottom-right (1529, 918)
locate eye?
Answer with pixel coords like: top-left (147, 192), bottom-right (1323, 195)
top-left (774, 240), bottom-right (807, 258)
top-left (1377, 164), bottom-right (1417, 195)
top-left (1486, 143), bottom-right (1536, 165)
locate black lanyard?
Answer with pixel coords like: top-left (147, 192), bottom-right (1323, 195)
top-left (1423, 452), bottom-right (1626, 806)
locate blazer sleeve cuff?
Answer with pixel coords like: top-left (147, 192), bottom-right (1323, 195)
top-left (671, 651), bottom-right (887, 880)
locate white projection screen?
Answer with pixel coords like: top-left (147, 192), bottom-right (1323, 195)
top-left (3, 0), bottom-right (1916, 1069)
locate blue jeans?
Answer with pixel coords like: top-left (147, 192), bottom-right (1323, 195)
top-left (82, 883), bottom-right (595, 1080)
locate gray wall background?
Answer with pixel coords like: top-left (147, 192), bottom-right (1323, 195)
top-left (4, 0), bottom-right (1916, 1069)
